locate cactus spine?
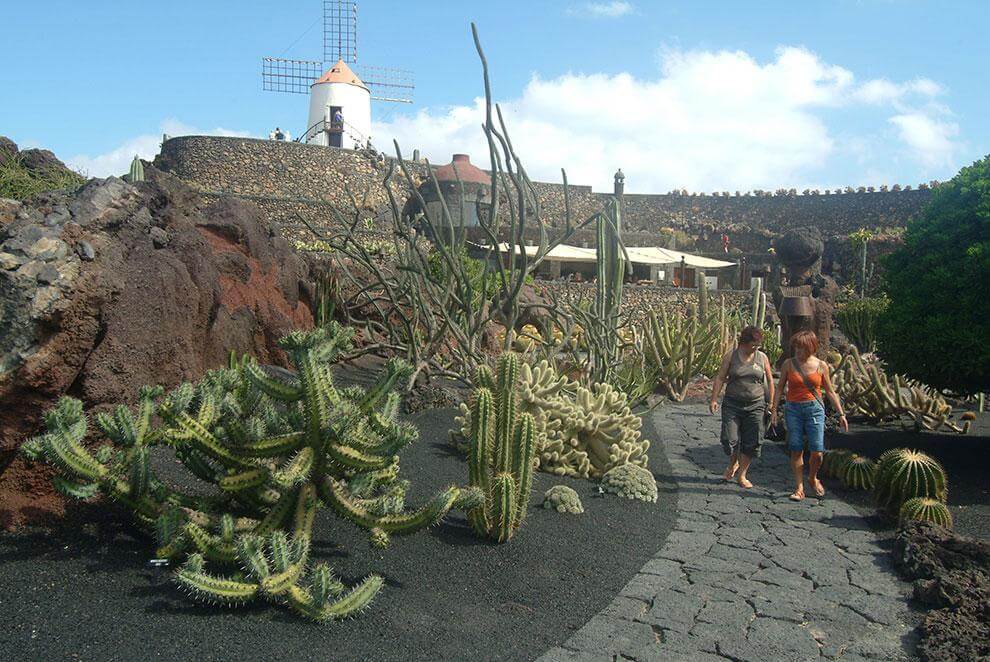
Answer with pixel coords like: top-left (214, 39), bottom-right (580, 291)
top-left (841, 456), bottom-right (876, 491)
top-left (874, 448), bottom-right (948, 514)
top-left (466, 354), bottom-right (537, 543)
top-left (22, 323), bottom-right (473, 622)
top-left (898, 497), bottom-right (953, 529)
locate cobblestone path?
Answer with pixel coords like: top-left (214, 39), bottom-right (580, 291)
top-left (538, 404), bottom-right (917, 662)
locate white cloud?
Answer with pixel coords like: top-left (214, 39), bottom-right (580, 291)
top-left (889, 112), bottom-right (959, 167)
top-left (372, 45), bottom-right (961, 193)
top-left (567, 2), bottom-right (634, 18)
top-left (66, 119), bottom-right (254, 178)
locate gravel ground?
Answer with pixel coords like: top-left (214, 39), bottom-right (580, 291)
top-left (0, 406), bottom-right (676, 662)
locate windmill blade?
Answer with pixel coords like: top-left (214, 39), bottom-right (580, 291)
top-left (262, 57), bottom-right (323, 94)
top-left (324, 0), bottom-right (357, 64)
top-left (354, 65), bottom-right (415, 104)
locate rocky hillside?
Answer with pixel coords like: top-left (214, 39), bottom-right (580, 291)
top-left (0, 155), bottom-right (316, 528)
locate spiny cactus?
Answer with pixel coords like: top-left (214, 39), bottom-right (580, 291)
top-left (820, 449), bottom-right (855, 479)
top-left (21, 323), bottom-right (471, 622)
top-left (898, 497), bottom-right (953, 529)
top-left (129, 155), bottom-right (144, 182)
top-left (874, 448), bottom-right (948, 514)
top-left (831, 346), bottom-right (969, 433)
top-left (642, 305), bottom-right (720, 401)
top-left (600, 463), bottom-right (657, 503)
top-left (841, 455), bottom-right (876, 491)
top-left (543, 485), bottom-right (584, 514)
top-left (465, 353), bottom-right (538, 543)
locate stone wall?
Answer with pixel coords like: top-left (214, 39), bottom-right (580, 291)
top-left (155, 135), bottom-right (930, 286)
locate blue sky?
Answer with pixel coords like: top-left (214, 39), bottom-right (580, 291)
top-left (3, 1), bottom-right (988, 193)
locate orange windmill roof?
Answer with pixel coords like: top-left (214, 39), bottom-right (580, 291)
top-left (312, 59), bottom-right (369, 91)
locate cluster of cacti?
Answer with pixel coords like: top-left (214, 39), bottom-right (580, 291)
top-left (820, 450), bottom-right (855, 479)
top-left (873, 448), bottom-right (948, 515)
top-left (463, 353), bottom-right (538, 543)
top-left (835, 296), bottom-right (888, 352)
top-left (600, 463), bottom-right (657, 502)
top-left (898, 497), bottom-right (953, 529)
top-left (21, 324), bottom-right (472, 622)
top-left (543, 485), bottom-right (584, 514)
top-left (456, 359), bottom-right (649, 481)
top-left (642, 304), bottom-right (720, 401)
top-left (841, 456), bottom-right (876, 491)
top-left (830, 346), bottom-right (970, 433)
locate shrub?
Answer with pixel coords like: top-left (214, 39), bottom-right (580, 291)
top-left (0, 152), bottom-right (85, 200)
top-left (877, 155), bottom-right (990, 395)
top-left (836, 296), bottom-right (889, 352)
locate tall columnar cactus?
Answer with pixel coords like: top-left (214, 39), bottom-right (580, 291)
top-left (898, 497), bottom-right (953, 529)
top-left (129, 155), bottom-right (144, 182)
top-left (21, 323), bottom-right (471, 622)
top-left (750, 278), bottom-right (763, 327)
top-left (592, 198), bottom-right (625, 384)
top-left (642, 305), bottom-right (719, 401)
top-left (874, 448), bottom-right (948, 514)
top-left (697, 271), bottom-right (709, 321)
top-left (465, 353), bottom-right (538, 543)
top-left (841, 456), bottom-right (876, 491)
top-left (831, 346), bottom-right (970, 433)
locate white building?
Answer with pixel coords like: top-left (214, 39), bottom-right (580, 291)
top-left (304, 59), bottom-right (371, 149)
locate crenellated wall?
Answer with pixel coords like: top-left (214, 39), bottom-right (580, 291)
top-left (154, 135), bottom-right (930, 285)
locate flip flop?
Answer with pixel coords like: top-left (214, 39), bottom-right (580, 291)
top-left (813, 482), bottom-right (826, 497)
top-left (788, 492), bottom-right (805, 502)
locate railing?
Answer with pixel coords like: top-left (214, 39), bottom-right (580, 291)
top-left (296, 118), bottom-right (368, 148)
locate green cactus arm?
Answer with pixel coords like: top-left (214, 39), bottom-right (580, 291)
top-left (43, 427), bottom-right (108, 482)
top-left (356, 359), bottom-right (411, 413)
top-left (510, 413), bottom-right (536, 524)
top-left (175, 557), bottom-right (259, 605)
top-left (184, 522), bottom-right (238, 562)
top-left (468, 388), bottom-right (495, 500)
top-left (175, 447), bottom-right (221, 484)
top-left (237, 431), bottom-right (306, 457)
top-left (51, 476), bottom-right (100, 499)
top-left (236, 535), bottom-right (271, 581)
top-left (128, 446), bottom-right (151, 498)
top-left (163, 408), bottom-right (254, 470)
top-left (243, 362), bottom-right (302, 402)
top-left (286, 575), bottom-right (384, 622)
top-left (491, 473), bottom-right (518, 543)
top-left (323, 433), bottom-right (392, 470)
top-left (272, 447), bottom-right (315, 488)
top-left (218, 468), bottom-right (269, 492)
top-left (319, 479), bottom-right (458, 534)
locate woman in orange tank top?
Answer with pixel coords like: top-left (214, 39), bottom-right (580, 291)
top-left (770, 330), bottom-right (848, 501)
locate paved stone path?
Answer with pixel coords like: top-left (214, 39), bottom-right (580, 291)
top-left (538, 404), bottom-right (917, 662)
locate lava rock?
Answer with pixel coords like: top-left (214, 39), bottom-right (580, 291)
top-left (74, 240), bottom-right (95, 261)
top-left (149, 226), bottom-right (170, 248)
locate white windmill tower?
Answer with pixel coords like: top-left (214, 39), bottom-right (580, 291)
top-left (261, 1), bottom-right (414, 150)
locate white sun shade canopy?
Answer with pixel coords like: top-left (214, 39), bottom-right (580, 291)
top-left (492, 244), bottom-right (735, 269)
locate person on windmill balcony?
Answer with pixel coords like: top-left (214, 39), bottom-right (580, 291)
top-left (770, 330), bottom-right (849, 501)
top-left (709, 326), bottom-right (775, 489)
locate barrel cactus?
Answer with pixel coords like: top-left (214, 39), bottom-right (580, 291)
top-left (543, 485), bottom-right (584, 514)
top-left (841, 456), bottom-right (876, 491)
top-left (465, 353), bottom-right (538, 543)
top-left (874, 448), bottom-right (948, 514)
top-left (128, 155), bottom-right (144, 182)
top-left (821, 449), bottom-right (855, 479)
top-left (898, 497), bottom-right (953, 529)
top-left (21, 323), bottom-right (470, 622)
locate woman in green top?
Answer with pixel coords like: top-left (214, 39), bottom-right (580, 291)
top-left (709, 326), bottom-right (776, 489)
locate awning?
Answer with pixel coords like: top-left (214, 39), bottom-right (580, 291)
top-left (491, 243), bottom-right (735, 269)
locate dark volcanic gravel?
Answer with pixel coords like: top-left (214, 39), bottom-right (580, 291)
top-left (0, 406), bottom-right (676, 662)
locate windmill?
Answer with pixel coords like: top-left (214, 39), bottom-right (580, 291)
top-left (262, 1), bottom-right (414, 148)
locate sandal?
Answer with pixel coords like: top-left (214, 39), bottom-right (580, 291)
top-left (813, 480), bottom-right (826, 497)
top-left (788, 492), bottom-right (805, 502)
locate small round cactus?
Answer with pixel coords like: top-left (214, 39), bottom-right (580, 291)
top-left (874, 448), bottom-right (948, 513)
top-left (821, 449), bottom-right (855, 479)
top-left (899, 497), bottom-right (953, 529)
top-left (842, 456), bottom-right (876, 491)
top-left (600, 463), bottom-right (657, 503)
top-left (543, 485), bottom-right (584, 514)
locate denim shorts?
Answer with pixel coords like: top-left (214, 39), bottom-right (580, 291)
top-left (784, 400), bottom-right (825, 453)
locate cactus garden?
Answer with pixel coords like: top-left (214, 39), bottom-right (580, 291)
top-left (3, 6), bottom-right (990, 662)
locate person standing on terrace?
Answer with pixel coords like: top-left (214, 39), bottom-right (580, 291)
top-left (709, 326), bottom-right (775, 488)
top-left (770, 330), bottom-right (848, 501)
